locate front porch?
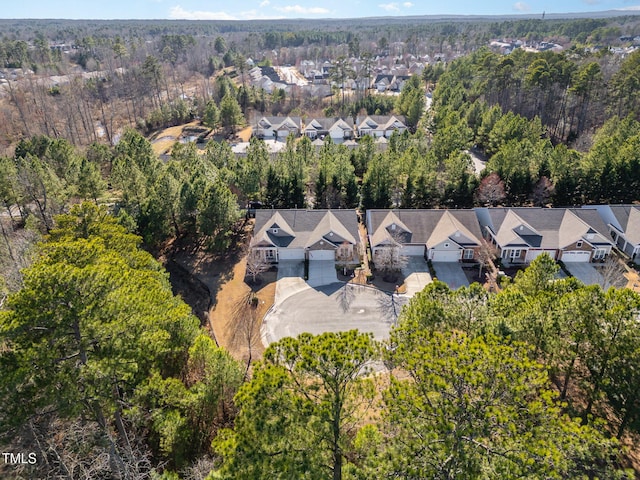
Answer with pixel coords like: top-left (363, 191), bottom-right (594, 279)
top-left (252, 247), bottom-right (279, 263)
top-left (500, 247), bottom-right (528, 265)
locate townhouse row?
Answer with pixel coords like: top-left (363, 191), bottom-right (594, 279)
top-left (252, 115), bottom-right (408, 142)
top-left (249, 206), bottom-right (640, 266)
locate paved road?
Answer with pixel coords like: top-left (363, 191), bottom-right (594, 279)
top-left (262, 283), bottom-right (406, 345)
top-left (466, 147), bottom-right (488, 175)
top-left (432, 262), bottom-right (470, 289)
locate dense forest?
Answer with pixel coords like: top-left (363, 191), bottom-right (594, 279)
top-left (2, 13), bottom-right (640, 479)
top-left (0, 14), bottom-right (639, 149)
top-left (2, 210), bottom-right (639, 478)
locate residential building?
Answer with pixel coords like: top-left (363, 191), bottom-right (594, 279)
top-left (253, 116), bottom-right (302, 140)
top-left (355, 115), bottom-right (407, 138)
top-left (366, 209), bottom-right (484, 262)
top-left (476, 207), bottom-right (613, 264)
top-left (303, 117), bottom-right (354, 142)
top-left (250, 209), bottom-right (360, 264)
top-left (589, 205), bottom-right (640, 263)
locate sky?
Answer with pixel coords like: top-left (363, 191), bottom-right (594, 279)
top-left (2, 0), bottom-right (640, 20)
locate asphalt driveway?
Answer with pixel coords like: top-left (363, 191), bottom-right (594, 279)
top-left (432, 262), bottom-right (469, 289)
top-left (262, 284), bottom-right (406, 345)
top-left (565, 263), bottom-right (604, 286)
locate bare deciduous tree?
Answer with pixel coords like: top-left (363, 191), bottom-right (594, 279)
top-left (10, 416), bottom-right (154, 480)
top-left (181, 456), bottom-right (218, 480)
top-left (532, 176), bottom-right (555, 207)
top-left (477, 239), bottom-right (499, 284)
top-left (475, 172), bottom-right (506, 207)
top-left (246, 252), bottom-right (270, 284)
top-left (0, 216), bottom-right (39, 293)
top-left (232, 291), bottom-right (262, 378)
top-left (596, 255), bottom-right (628, 290)
top-left (374, 245), bottom-right (408, 281)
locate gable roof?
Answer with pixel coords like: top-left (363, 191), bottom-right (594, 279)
top-left (252, 209), bottom-right (360, 250)
top-left (355, 115), bottom-right (407, 132)
top-left (428, 211), bottom-right (483, 248)
top-left (251, 211), bottom-right (297, 247)
top-left (255, 116), bottom-right (302, 131)
top-left (304, 117), bottom-right (353, 135)
top-left (566, 208), bottom-right (613, 247)
top-left (477, 208), bottom-right (613, 250)
top-left (369, 211), bottom-right (414, 247)
top-left (329, 118), bottom-right (353, 133)
top-left (608, 205), bottom-right (640, 245)
top-left (306, 211), bottom-right (357, 248)
top-left (366, 209), bottom-right (482, 249)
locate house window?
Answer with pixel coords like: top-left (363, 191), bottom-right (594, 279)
top-left (593, 249), bottom-right (607, 260)
top-left (463, 249), bottom-right (474, 260)
top-left (272, 228), bottom-right (279, 234)
top-left (444, 242), bottom-right (450, 248)
top-left (576, 240), bottom-right (583, 248)
top-left (509, 249), bottom-right (521, 259)
top-left (338, 244), bottom-right (351, 259)
top-left (265, 249), bottom-right (276, 260)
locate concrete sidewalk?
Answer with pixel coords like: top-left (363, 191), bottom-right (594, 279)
top-left (275, 261), bottom-right (308, 304)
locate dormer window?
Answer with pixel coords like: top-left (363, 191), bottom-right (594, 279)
top-left (576, 240), bottom-right (583, 248)
top-left (391, 224), bottom-right (396, 231)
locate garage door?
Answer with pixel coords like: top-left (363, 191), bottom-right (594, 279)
top-left (526, 250), bottom-right (556, 262)
top-left (404, 245), bottom-right (426, 256)
top-left (279, 248), bottom-right (305, 260)
top-left (430, 249), bottom-right (461, 262)
top-left (308, 250), bottom-right (335, 261)
top-left (561, 251), bottom-right (591, 262)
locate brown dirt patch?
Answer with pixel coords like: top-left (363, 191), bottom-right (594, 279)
top-left (235, 126), bottom-right (253, 142)
top-left (149, 121), bottom-right (200, 156)
top-left (208, 254), bottom-right (275, 363)
top-left (159, 219), bottom-right (276, 364)
top-left (624, 268), bottom-right (640, 293)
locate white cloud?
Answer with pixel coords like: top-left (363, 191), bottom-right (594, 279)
top-left (617, 4), bottom-right (640, 9)
top-left (379, 2), bottom-right (400, 11)
top-left (403, 2), bottom-right (414, 7)
top-left (169, 5), bottom-right (237, 20)
top-left (168, 5), bottom-right (280, 20)
top-left (259, 0), bottom-right (270, 6)
top-left (513, 1), bottom-right (530, 11)
top-left (274, 5), bottom-right (330, 14)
